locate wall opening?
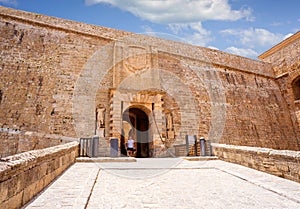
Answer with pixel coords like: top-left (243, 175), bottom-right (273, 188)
top-left (0, 90), bottom-right (2, 104)
top-left (292, 76), bottom-right (300, 101)
top-left (122, 107), bottom-right (151, 158)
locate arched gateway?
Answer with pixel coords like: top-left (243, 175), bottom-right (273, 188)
top-left (74, 35), bottom-right (227, 158)
top-left (122, 107), bottom-right (151, 158)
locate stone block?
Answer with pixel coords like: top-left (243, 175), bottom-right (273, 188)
top-left (287, 162), bottom-right (300, 174)
top-left (283, 173), bottom-right (298, 182)
top-left (7, 177), bottom-right (18, 198)
top-left (275, 161), bottom-right (289, 172)
top-left (42, 172), bottom-right (55, 188)
top-left (6, 190), bottom-right (23, 209)
top-left (16, 172), bottom-right (27, 194)
top-left (0, 181), bottom-right (9, 203)
top-left (23, 181), bottom-right (39, 205)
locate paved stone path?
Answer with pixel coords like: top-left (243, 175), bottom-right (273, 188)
top-left (24, 159), bottom-right (300, 209)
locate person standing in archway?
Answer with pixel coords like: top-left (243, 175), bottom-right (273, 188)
top-left (127, 135), bottom-right (135, 157)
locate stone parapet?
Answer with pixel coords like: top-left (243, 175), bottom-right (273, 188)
top-left (0, 6), bottom-right (131, 41)
top-left (0, 141), bottom-right (79, 209)
top-left (0, 130), bottom-right (78, 158)
top-left (211, 143), bottom-right (300, 183)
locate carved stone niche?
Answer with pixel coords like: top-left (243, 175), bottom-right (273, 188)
top-left (165, 112), bottom-right (174, 131)
top-left (96, 106), bottom-right (106, 137)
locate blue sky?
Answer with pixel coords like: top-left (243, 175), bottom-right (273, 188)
top-left (0, 0), bottom-right (299, 59)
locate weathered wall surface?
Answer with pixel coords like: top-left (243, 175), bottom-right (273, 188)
top-left (0, 6), bottom-right (130, 137)
top-left (212, 143), bottom-right (300, 183)
top-left (259, 33), bottom-right (300, 148)
top-left (0, 141), bottom-right (79, 209)
top-left (156, 52), bottom-right (298, 149)
top-left (0, 6), bottom-right (299, 152)
top-left (219, 69), bottom-right (298, 149)
top-left (260, 32), bottom-right (300, 77)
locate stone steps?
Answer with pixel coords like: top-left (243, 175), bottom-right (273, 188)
top-left (76, 157), bottom-right (136, 163)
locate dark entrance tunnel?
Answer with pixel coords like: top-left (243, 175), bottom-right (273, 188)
top-left (122, 108), bottom-right (150, 158)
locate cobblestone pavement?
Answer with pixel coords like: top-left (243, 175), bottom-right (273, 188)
top-left (24, 159), bottom-right (300, 209)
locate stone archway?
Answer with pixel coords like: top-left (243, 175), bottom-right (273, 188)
top-left (122, 107), bottom-right (151, 158)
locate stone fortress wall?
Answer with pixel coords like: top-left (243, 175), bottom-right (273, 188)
top-left (259, 32), bottom-right (300, 140)
top-left (0, 6), bottom-right (299, 155)
top-left (0, 6), bottom-right (300, 209)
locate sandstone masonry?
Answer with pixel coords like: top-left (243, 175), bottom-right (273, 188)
top-left (0, 141), bottom-right (79, 209)
top-left (0, 6), bottom-right (299, 158)
top-left (212, 143), bottom-right (300, 183)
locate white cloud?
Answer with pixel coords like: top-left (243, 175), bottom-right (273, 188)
top-left (221, 28), bottom-right (284, 48)
top-left (167, 22), bottom-right (213, 46)
top-left (168, 23), bottom-right (186, 35)
top-left (283, 33), bottom-right (293, 40)
top-left (208, 46), bottom-right (219, 50)
top-left (86, 0), bottom-right (253, 48)
top-left (225, 46), bottom-right (258, 58)
top-left (86, 0), bottom-right (252, 24)
top-left (141, 25), bottom-right (155, 34)
top-left (0, 0), bottom-right (17, 5)
top-left (141, 23), bottom-right (213, 46)
top-left (139, 27), bottom-right (190, 44)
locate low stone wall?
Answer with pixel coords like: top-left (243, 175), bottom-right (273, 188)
top-left (0, 129), bottom-right (77, 158)
top-left (0, 141), bottom-right (79, 209)
top-left (211, 143), bottom-right (300, 183)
